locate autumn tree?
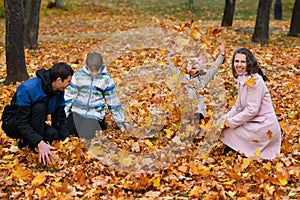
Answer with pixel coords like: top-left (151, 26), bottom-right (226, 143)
top-left (288, 0), bottom-right (300, 37)
top-left (23, 0), bottom-right (41, 49)
top-left (47, 0), bottom-right (64, 9)
top-left (188, 0), bottom-right (194, 11)
top-left (274, 0), bottom-right (282, 20)
top-left (221, 0), bottom-right (236, 27)
top-left (4, 0), bottom-right (29, 85)
top-left (252, 0), bottom-right (273, 44)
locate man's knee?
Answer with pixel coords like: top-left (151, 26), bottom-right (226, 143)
top-left (44, 127), bottom-right (59, 143)
top-left (2, 116), bottom-right (21, 139)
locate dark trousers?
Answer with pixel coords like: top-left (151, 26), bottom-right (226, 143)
top-left (194, 113), bottom-right (205, 127)
top-left (65, 112), bottom-right (107, 139)
top-left (2, 102), bottom-right (59, 148)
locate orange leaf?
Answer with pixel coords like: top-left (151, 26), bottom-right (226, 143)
top-left (189, 161), bottom-right (199, 175)
top-left (189, 185), bottom-right (202, 197)
top-left (266, 130), bottom-right (273, 139)
top-left (178, 165), bottom-right (189, 173)
top-left (212, 28), bottom-right (223, 38)
top-left (75, 169), bottom-right (88, 186)
top-left (55, 182), bottom-right (70, 193)
top-left (245, 78), bottom-right (256, 87)
top-left (226, 169), bottom-right (242, 180)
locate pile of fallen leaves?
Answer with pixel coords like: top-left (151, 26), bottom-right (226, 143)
top-left (0, 3), bottom-right (299, 199)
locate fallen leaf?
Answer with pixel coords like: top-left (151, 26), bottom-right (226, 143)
top-left (266, 130), bottom-right (273, 139)
top-left (245, 77), bottom-right (256, 87)
top-left (32, 173), bottom-right (46, 185)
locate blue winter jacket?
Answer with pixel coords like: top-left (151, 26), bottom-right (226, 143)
top-left (2, 69), bottom-right (68, 147)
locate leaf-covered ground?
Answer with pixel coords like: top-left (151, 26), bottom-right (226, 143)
top-left (0, 2), bottom-right (299, 199)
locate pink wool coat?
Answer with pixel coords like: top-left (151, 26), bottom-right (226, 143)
top-left (220, 73), bottom-right (281, 159)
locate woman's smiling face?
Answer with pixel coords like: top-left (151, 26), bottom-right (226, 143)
top-left (234, 53), bottom-right (247, 76)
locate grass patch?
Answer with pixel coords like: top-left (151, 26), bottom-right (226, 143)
top-left (2, 0), bottom-right (295, 21)
top-left (91, 0), bottom-right (294, 21)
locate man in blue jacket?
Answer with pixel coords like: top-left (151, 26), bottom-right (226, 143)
top-left (1, 62), bottom-right (74, 165)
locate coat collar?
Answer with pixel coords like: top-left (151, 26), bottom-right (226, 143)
top-left (237, 74), bottom-right (247, 85)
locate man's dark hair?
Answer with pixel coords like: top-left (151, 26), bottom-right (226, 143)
top-left (50, 62), bottom-right (74, 82)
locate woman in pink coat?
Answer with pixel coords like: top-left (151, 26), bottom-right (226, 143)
top-left (220, 48), bottom-right (281, 159)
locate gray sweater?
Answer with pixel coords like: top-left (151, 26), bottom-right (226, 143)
top-left (167, 53), bottom-right (224, 116)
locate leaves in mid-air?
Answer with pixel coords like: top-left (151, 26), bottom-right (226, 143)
top-left (0, 3), bottom-right (299, 199)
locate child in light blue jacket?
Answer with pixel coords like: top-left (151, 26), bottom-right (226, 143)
top-left (64, 52), bottom-right (126, 139)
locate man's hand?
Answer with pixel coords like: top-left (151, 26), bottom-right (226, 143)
top-left (37, 140), bottom-right (56, 165)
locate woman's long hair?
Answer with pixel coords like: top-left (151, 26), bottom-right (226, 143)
top-left (231, 48), bottom-right (268, 81)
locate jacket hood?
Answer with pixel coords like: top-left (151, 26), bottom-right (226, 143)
top-left (36, 68), bottom-right (53, 95)
top-left (83, 64), bottom-right (108, 75)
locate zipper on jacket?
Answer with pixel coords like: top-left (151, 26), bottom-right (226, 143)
top-left (85, 76), bottom-right (93, 117)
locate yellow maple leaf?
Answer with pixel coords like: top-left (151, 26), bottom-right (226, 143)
top-left (227, 191), bottom-right (236, 198)
top-left (264, 184), bottom-right (275, 195)
top-left (151, 177), bottom-right (161, 188)
top-left (241, 158), bottom-right (251, 171)
top-left (277, 171), bottom-right (289, 186)
top-left (222, 180), bottom-right (236, 185)
top-left (35, 187), bottom-right (48, 197)
top-left (190, 29), bottom-right (200, 40)
top-left (255, 149), bottom-right (261, 157)
top-left (245, 77), bottom-right (256, 87)
top-left (165, 129), bottom-right (174, 137)
top-left (145, 139), bottom-right (154, 147)
top-left (2, 154), bottom-right (14, 160)
top-left (32, 173), bottom-right (46, 185)
top-left (12, 166), bottom-right (32, 181)
top-left (262, 162), bottom-right (272, 171)
top-left (200, 120), bottom-right (211, 131)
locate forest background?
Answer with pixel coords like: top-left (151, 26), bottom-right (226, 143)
top-left (0, 0), bottom-right (299, 199)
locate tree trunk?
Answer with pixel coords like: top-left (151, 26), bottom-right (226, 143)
top-left (188, 0), bottom-right (194, 11)
top-left (221, 0), bottom-right (236, 27)
top-left (4, 0), bottom-right (29, 85)
top-left (274, 0), bottom-right (282, 20)
top-left (288, 0), bottom-right (300, 37)
top-left (252, 0), bottom-right (273, 44)
top-left (23, 0), bottom-right (41, 49)
top-left (55, 0), bottom-right (63, 9)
